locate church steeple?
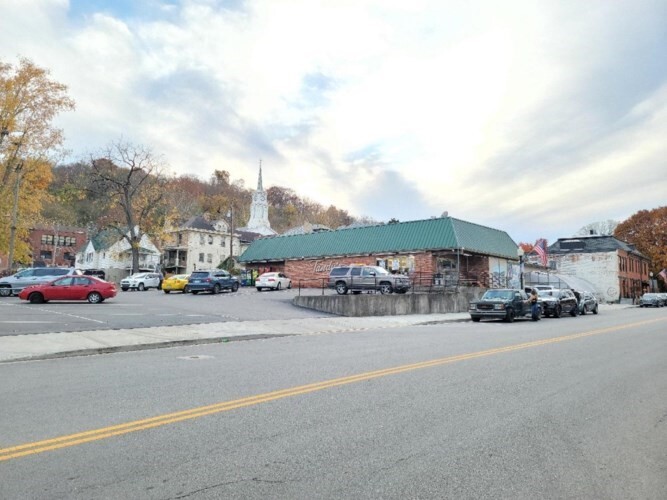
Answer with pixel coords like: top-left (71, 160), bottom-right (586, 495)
top-left (257, 160), bottom-right (263, 191)
top-left (237, 160), bottom-right (276, 236)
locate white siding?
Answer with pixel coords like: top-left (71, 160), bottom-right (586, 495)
top-left (552, 252), bottom-right (619, 302)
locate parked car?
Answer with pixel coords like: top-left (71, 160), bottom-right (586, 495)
top-left (574, 290), bottom-right (599, 315)
top-left (255, 272), bottom-right (292, 291)
top-left (18, 275), bottom-right (117, 304)
top-left (120, 272), bottom-right (162, 291)
top-left (639, 293), bottom-right (663, 307)
top-left (187, 270), bottom-right (240, 294)
top-left (162, 274), bottom-right (190, 293)
top-left (469, 288), bottom-right (534, 322)
top-left (0, 267), bottom-right (79, 297)
top-left (82, 269), bottom-right (106, 280)
top-left (328, 265), bottom-right (411, 295)
top-left (536, 288), bottom-right (579, 317)
top-left (657, 293), bottom-right (667, 307)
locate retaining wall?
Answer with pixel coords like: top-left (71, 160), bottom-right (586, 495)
top-left (292, 288), bottom-right (485, 317)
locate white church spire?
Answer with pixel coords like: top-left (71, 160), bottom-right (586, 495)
top-left (237, 160), bottom-right (276, 236)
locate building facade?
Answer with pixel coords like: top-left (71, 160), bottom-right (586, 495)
top-left (75, 229), bottom-right (160, 283)
top-left (239, 216), bottom-right (521, 289)
top-left (28, 226), bottom-right (87, 267)
top-left (548, 235), bottom-right (650, 303)
top-left (162, 216), bottom-right (241, 275)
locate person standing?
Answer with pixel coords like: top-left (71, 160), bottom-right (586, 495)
top-left (528, 288), bottom-right (540, 321)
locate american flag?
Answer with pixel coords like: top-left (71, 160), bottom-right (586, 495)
top-left (534, 238), bottom-right (548, 267)
top-left (659, 269), bottom-right (667, 281)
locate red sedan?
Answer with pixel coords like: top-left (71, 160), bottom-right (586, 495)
top-left (18, 275), bottom-right (117, 304)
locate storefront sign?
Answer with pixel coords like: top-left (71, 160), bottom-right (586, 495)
top-left (313, 260), bottom-right (343, 273)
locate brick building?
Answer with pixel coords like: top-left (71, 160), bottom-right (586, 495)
top-left (548, 235), bottom-right (650, 303)
top-left (239, 216), bottom-right (520, 289)
top-left (28, 226), bottom-right (87, 267)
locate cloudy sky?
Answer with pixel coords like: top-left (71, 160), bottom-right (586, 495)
top-left (2, 0), bottom-right (666, 245)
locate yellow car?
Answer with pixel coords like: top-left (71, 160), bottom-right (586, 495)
top-left (162, 274), bottom-right (190, 293)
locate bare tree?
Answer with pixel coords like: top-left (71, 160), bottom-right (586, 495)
top-left (575, 220), bottom-right (619, 236)
top-left (90, 139), bottom-right (169, 273)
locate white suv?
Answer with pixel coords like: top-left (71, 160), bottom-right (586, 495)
top-left (120, 273), bottom-right (161, 291)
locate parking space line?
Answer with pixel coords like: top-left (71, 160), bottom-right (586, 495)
top-left (31, 308), bottom-right (106, 324)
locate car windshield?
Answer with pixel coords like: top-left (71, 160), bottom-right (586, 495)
top-left (537, 290), bottom-right (556, 297)
top-left (370, 267), bottom-right (390, 275)
top-left (482, 290), bottom-right (513, 300)
top-left (172, 275), bottom-right (188, 280)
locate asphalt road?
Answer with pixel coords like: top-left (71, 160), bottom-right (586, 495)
top-left (0, 287), bottom-right (332, 336)
top-left (1, 306), bottom-right (666, 499)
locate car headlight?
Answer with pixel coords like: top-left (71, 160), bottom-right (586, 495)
top-left (494, 304), bottom-right (506, 310)
top-left (469, 304), bottom-right (476, 311)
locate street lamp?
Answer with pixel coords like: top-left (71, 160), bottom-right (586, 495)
top-left (649, 271), bottom-right (653, 293)
top-left (517, 247), bottom-right (525, 290)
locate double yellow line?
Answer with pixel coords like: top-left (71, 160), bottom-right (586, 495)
top-left (1, 318), bottom-right (661, 462)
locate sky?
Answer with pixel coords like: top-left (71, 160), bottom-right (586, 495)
top-left (1, 0), bottom-right (666, 246)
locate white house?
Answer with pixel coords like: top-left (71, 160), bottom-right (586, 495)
top-left (76, 229), bottom-right (160, 283)
top-left (162, 216), bottom-right (241, 275)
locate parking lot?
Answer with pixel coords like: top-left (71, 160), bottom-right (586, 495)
top-left (0, 287), bottom-right (331, 336)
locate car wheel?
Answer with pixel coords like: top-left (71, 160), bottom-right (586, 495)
top-left (276, 282), bottom-right (282, 291)
top-left (121, 287), bottom-right (129, 292)
top-left (379, 282), bottom-right (393, 295)
top-left (335, 281), bottom-right (348, 295)
top-left (580, 305), bottom-right (587, 315)
top-left (287, 281), bottom-right (292, 289)
top-left (192, 291), bottom-right (199, 295)
top-left (87, 292), bottom-right (102, 304)
top-left (164, 289), bottom-right (170, 294)
top-left (505, 308), bottom-right (515, 322)
top-left (0, 286), bottom-right (12, 297)
top-left (213, 284), bottom-right (221, 294)
top-left (553, 305), bottom-right (561, 318)
top-left (138, 283), bottom-right (145, 291)
top-left (570, 305), bottom-right (578, 317)
top-left (29, 292), bottom-right (44, 304)
top-left (471, 317), bottom-right (481, 322)
top-left (593, 305), bottom-right (598, 314)
top-left (232, 282), bottom-right (239, 292)
top-left (256, 287), bottom-right (262, 292)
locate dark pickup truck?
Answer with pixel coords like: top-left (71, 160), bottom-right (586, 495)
top-left (469, 288), bottom-right (534, 322)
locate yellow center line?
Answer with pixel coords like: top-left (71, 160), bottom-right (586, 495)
top-left (1, 317), bottom-right (661, 462)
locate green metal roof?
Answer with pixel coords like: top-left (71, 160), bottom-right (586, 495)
top-left (239, 217), bottom-right (518, 262)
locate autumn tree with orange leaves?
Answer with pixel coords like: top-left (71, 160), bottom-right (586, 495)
top-left (614, 206), bottom-right (667, 279)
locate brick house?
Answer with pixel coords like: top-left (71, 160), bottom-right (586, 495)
top-left (28, 225), bottom-right (87, 267)
top-left (547, 235), bottom-right (650, 303)
top-left (238, 216), bottom-right (520, 288)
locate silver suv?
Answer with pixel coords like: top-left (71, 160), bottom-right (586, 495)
top-left (0, 267), bottom-right (78, 297)
top-left (328, 265), bottom-right (411, 295)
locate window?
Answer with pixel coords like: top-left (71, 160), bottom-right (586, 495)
top-left (221, 237), bottom-right (225, 247)
top-left (41, 234), bottom-right (48, 244)
top-left (58, 236), bottom-right (65, 246)
top-left (207, 253), bottom-right (212, 263)
top-left (199, 234), bottom-right (205, 245)
top-left (40, 250), bottom-right (53, 260)
top-left (199, 253), bottom-right (204, 262)
top-left (208, 235), bottom-right (213, 245)
top-left (177, 233), bottom-right (183, 245)
top-left (46, 235), bottom-right (54, 245)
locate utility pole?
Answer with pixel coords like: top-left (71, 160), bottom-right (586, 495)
top-left (227, 205), bottom-right (234, 266)
top-left (7, 160), bottom-right (24, 272)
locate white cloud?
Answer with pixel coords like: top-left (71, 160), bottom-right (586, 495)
top-left (1, 0), bottom-right (665, 244)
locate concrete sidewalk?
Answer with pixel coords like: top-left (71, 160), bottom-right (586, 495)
top-left (0, 313), bottom-right (471, 363)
